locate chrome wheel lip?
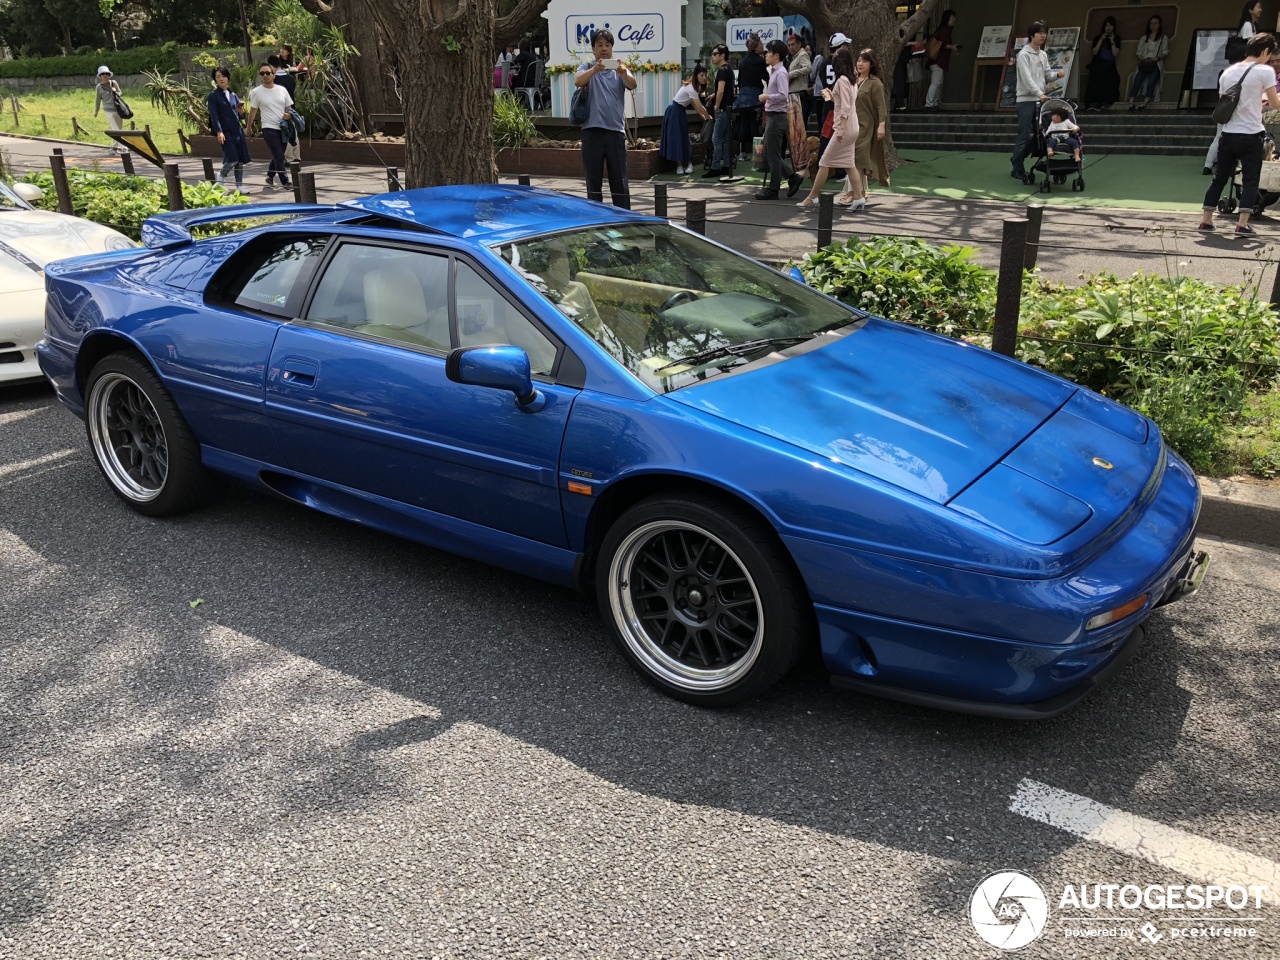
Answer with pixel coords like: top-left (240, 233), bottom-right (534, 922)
top-left (87, 371), bottom-right (166, 503)
top-left (608, 519), bottom-right (764, 692)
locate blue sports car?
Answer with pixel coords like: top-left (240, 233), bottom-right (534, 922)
top-left (37, 186), bottom-right (1208, 717)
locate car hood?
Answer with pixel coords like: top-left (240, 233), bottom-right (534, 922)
top-left (666, 318), bottom-right (1076, 505)
top-left (0, 209), bottom-right (130, 292)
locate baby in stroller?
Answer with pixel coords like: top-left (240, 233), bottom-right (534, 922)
top-left (1045, 108), bottom-right (1081, 162)
top-left (1031, 97), bottom-right (1085, 192)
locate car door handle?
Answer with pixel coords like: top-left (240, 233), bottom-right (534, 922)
top-left (279, 359), bottom-right (318, 388)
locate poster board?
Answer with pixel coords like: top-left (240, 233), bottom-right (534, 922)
top-left (976, 25), bottom-right (1012, 60)
top-left (1043, 26), bottom-right (1080, 101)
top-left (997, 38), bottom-right (1028, 110)
top-left (1189, 28), bottom-right (1233, 90)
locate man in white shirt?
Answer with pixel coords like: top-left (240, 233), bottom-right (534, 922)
top-left (245, 63), bottom-right (295, 189)
top-left (1009, 21), bottom-right (1063, 180)
top-left (1199, 32), bottom-right (1280, 236)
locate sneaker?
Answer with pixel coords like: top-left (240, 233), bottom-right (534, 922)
top-left (265, 177), bottom-right (275, 188)
top-left (1235, 224), bottom-right (1256, 236)
top-left (1196, 222), bottom-right (1214, 232)
top-left (1203, 166), bottom-right (1213, 176)
top-left (280, 180), bottom-right (292, 189)
top-left (786, 173), bottom-right (804, 197)
top-left (1010, 169), bottom-right (1026, 180)
top-left (754, 189), bottom-right (780, 200)
top-left (701, 167), bottom-right (722, 178)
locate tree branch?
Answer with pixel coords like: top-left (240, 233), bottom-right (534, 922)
top-left (897, 0), bottom-right (943, 42)
top-left (297, 0), bottom-right (336, 26)
top-left (494, 0), bottom-right (546, 50)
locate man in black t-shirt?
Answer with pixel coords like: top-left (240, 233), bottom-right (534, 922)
top-left (704, 43), bottom-right (737, 177)
top-left (818, 32), bottom-right (850, 173)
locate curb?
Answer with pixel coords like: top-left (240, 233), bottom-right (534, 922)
top-left (1198, 477), bottom-right (1280, 549)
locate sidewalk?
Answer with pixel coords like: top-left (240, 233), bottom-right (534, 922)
top-left (4, 132), bottom-right (1280, 546)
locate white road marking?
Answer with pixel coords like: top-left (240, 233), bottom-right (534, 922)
top-left (0, 448), bottom-right (77, 479)
top-left (1009, 778), bottom-right (1279, 905)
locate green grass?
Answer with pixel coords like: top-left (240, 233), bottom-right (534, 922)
top-left (0, 87), bottom-right (185, 156)
top-left (1226, 385), bottom-right (1280, 479)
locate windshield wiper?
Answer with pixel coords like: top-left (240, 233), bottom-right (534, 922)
top-left (655, 336), bottom-right (812, 374)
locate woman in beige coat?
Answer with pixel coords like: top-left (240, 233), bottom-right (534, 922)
top-left (854, 48), bottom-right (891, 200)
top-left (797, 47), bottom-right (863, 210)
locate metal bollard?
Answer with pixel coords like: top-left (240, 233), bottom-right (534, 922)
top-left (992, 218), bottom-right (1028, 357)
top-left (119, 151), bottom-right (134, 176)
top-left (163, 162), bottom-right (185, 211)
top-left (517, 174), bottom-right (530, 186)
top-left (1024, 203), bottom-right (1045, 271)
top-left (387, 167), bottom-right (401, 192)
top-left (1269, 261), bottom-right (1280, 308)
top-left (202, 157), bottom-right (216, 182)
top-left (685, 198), bottom-right (706, 235)
top-left (817, 193), bottom-right (834, 250)
top-left (49, 151), bottom-right (73, 215)
top-left (299, 171), bottom-right (317, 204)
top-left (289, 161), bottom-right (302, 202)
top-left (654, 183), bottom-right (668, 219)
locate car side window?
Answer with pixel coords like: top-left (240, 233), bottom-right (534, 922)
top-left (306, 244), bottom-right (451, 352)
top-left (455, 262), bottom-right (557, 376)
top-left (216, 236), bottom-right (327, 317)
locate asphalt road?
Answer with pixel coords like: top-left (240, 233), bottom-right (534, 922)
top-left (2, 379), bottom-right (1278, 959)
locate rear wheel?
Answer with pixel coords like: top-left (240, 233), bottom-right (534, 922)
top-left (85, 352), bottom-right (224, 516)
top-left (596, 494), bottom-right (809, 706)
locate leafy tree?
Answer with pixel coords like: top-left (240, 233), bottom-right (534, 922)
top-left (296, 0), bottom-right (546, 187)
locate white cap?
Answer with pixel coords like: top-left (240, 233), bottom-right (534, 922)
top-left (829, 33), bottom-right (851, 48)
top-left (97, 65), bottom-right (111, 75)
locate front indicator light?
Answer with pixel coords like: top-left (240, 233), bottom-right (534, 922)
top-left (1085, 594), bottom-right (1149, 631)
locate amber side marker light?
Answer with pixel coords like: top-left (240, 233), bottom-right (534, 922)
top-left (1085, 594), bottom-right (1148, 631)
top-left (567, 481), bottom-right (593, 496)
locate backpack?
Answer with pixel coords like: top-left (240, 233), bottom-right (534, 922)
top-left (570, 83), bottom-right (589, 126)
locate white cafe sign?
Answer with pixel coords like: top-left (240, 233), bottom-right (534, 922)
top-left (725, 17), bottom-right (786, 51)
top-left (543, 0), bottom-right (686, 66)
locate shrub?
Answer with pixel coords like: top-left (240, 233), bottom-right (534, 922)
top-left (795, 236), bottom-right (1280, 476)
top-left (493, 91), bottom-right (537, 150)
top-left (0, 47), bottom-right (180, 79)
top-left (16, 168), bottom-right (246, 239)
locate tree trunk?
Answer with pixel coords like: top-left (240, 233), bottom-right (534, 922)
top-left (342, 3), bottom-right (400, 126)
top-left (367, 2), bottom-right (497, 186)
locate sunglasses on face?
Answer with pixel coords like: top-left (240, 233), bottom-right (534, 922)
top-left (260, 70), bottom-right (273, 76)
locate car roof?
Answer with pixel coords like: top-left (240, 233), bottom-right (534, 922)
top-left (342, 184), bottom-right (661, 244)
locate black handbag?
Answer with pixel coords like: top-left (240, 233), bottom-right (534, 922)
top-left (1213, 64), bottom-right (1259, 125)
top-left (113, 90), bottom-right (134, 120)
top-left (570, 83), bottom-right (589, 126)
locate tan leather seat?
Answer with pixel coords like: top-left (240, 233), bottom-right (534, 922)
top-left (359, 265), bottom-right (449, 350)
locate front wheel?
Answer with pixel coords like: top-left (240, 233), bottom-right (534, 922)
top-left (596, 494), bottom-right (809, 706)
top-left (85, 352), bottom-right (224, 516)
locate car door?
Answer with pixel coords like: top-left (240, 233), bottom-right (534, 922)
top-left (264, 238), bottom-right (579, 548)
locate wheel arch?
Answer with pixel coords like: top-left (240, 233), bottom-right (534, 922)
top-left (578, 472), bottom-right (810, 601)
top-left (76, 331), bottom-right (151, 396)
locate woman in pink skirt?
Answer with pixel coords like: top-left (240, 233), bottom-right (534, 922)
top-left (797, 46), bottom-right (863, 210)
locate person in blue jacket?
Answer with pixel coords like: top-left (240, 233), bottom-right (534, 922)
top-left (206, 67), bottom-right (251, 194)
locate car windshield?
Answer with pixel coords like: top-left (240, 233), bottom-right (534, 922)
top-left (496, 223), bottom-right (856, 392)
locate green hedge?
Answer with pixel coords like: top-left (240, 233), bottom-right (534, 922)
top-left (0, 46), bottom-right (179, 79)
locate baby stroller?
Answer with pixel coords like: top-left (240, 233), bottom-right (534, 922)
top-left (1029, 98), bottom-right (1085, 193)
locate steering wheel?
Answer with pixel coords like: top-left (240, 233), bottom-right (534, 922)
top-left (659, 290), bottom-right (699, 313)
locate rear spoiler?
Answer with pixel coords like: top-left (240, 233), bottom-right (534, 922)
top-left (140, 203), bottom-right (339, 250)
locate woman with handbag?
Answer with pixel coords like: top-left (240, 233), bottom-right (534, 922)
top-left (853, 48), bottom-right (891, 200)
top-left (1198, 33), bottom-right (1280, 237)
top-left (733, 34), bottom-right (769, 163)
top-left (1127, 15), bottom-right (1168, 110)
top-left (207, 67), bottom-right (251, 195)
top-left (93, 66), bottom-right (128, 154)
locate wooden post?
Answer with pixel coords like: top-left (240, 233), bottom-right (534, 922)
top-left (654, 183), bottom-right (668, 219)
top-left (49, 150), bottom-right (73, 215)
top-left (817, 193), bottom-right (834, 250)
top-left (163, 162), bottom-right (185, 211)
top-left (176, 128), bottom-right (188, 154)
top-left (10, 96), bottom-right (18, 127)
top-left (299, 170), bottom-right (317, 204)
top-left (71, 116), bottom-right (84, 138)
top-left (685, 198), bottom-right (706, 235)
top-left (1024, 203), bottom-right (1045, 271)
top-left (992, 218), bottom-right (1028, 357)
top-left (130, 120), bottom-right (136, 130)
top-left (202, 157), bottom-right (216, 182)
top-left (120, 151), bottom-right (135, 175)
top-left (40, 113), bottom-right (47, 132)
top-left (289, 161), bottom-right (301, 202)
top-left (387, 167), bottom-right (401, 192)
top-left (517, 174), bottom-right (530, 186)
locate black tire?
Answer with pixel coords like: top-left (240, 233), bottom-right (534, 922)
top-left (595, 493), bottom-right (809, 706)
top-left (85, 352), bottom-right (224, 516)
top-left (1218, 199), bottom-right (1231, 214)
top-left (1228, 198), bottom-right (1239, 214)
